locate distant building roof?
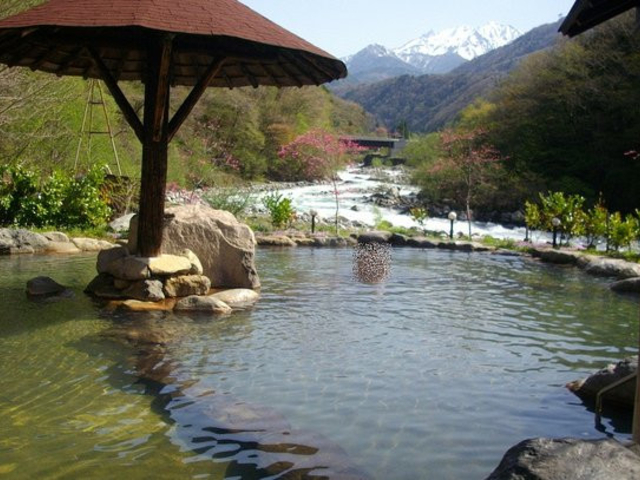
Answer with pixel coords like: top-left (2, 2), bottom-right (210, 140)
top-left (560, 0), bottom-right (639, 37)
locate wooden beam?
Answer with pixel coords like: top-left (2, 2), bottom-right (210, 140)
top-left (275, 57), bottom-right (304, 88)
top-left (152, 35), bottom-right (174, 142)
top-left (88, 47), bottom-right (144, 142)
top-left (54, 46), bottom-right (83, 74)
top-left (29, 45), bottom-right (57, 71)
top-left (239, 62), bottom-right (259, 88)
top-left (167, 56), bottom-right (225, 142)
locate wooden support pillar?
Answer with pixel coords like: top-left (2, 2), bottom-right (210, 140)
top-left (137, 36), bottom-right (173, 258)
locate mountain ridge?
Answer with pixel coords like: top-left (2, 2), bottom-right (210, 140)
top-left (339, 22), bottom-right (522, 85)
top-left (338, 19), bottom-right (564, 133)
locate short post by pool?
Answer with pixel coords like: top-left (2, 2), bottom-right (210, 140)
top-left (310, 209), bottom-right (318, 234)
top-left (448, 211), bottom-right (457, 240)
top-left (552, 217), bottom-right (561, 249)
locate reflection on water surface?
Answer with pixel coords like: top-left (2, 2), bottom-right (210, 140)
top-left (0, 249), bottom-right (637, 479)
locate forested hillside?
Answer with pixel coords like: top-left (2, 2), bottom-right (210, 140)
top-left (406, 12), bottom-right (640, 215)
top-left (340, 20), bottom-right (563, 133)
top-left (482, 13), bottom-right (640, 213)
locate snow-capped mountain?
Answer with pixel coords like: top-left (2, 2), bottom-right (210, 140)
top-left (340, 21), bottom-right (522, 85)
top-left (394, 22), bottom-right (521, 73)
top-left (341, 44), bottom-right (421, 84)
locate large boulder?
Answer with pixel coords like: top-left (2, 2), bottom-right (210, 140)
top-left (0, 228), bottom-right (49, 254)
top-left (566, 357), bottom-right (637, 408)
top-left (485, 438), bottom-right (640, 480)
top-left (129, 205), bottom-right (259, 289)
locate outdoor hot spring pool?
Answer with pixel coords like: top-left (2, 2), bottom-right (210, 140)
top-left (0, 248), bottom-right (637, 479)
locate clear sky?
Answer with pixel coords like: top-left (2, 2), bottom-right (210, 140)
top-left (240, 0), bottom-right (578, 58)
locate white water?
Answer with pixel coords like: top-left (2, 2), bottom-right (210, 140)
top-left (269, 165), bottom-right (544, 242)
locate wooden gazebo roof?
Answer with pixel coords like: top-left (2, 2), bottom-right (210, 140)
top-left (560, 0), bottom-right (639, 36)
top-left (0, 0), bottom-right (346, 88)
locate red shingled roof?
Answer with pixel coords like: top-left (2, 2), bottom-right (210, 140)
top-left (0, 0), bottom-right (347, 87)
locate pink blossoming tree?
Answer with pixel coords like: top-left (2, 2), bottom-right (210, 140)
top-left (278, 130), bottom-right (363, 234)
top-left (429, 128), bottom-right (504, 238)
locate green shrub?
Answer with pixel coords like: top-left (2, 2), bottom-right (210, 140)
top-left (0, 164), bottom-right (111, 229)
top-left (606, 212), bottom-right (638, 251)
top-left (262, 191), bottom-right (295, 228)
top-left (202, 187), bottom-right (255, 218)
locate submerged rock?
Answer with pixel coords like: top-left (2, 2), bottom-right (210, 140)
top-left (610, 277), bottom-right (640, 293)
top-left (485, 437), bottom-right (640, 480)
top-left (209, 289), bottom-right (259, 309)
top-left (26, 276), bottom-right (73, 298)
top-left (174, 295), bottom-right (232, 314)
top-left (566, 357), bottom-right (637, 409)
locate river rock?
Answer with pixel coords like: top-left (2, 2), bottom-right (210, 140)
top-left (179, 248), bottom-right (204, 275)
top-left (389, 233), bottom-right (408, 246)
top-left (26, 276), bottom-right (72, 297)
top-left (255, 235), bottom-right (296, 247)
top-left (123, 279), bottom-right (165, 302)
top-left (293, 237), bottom-right (317, 246)
top-left (104, 256), bottom-right (151, 281)
top-left (114, 278), bottom-right (133, 290)
top-left (484, 437), bottom-right (640, 480)
top-left (210, 289), bottom-right (259, 309)
top-left (0, 228), bottom-right (49, 253)
top-left (71, 237), bottom-right (114, 252)
top-left (129, 205), bottom-right (260, 290)
top-left (42, 231), bottom-right (70, 243)
top-left (566, 357), bottom-right (637, 408)
top-left (610, 277), bottom-right (640, 293)
top-left (109, 213), bottom-right (136, 233)
top-left (147, 254), bottom-right (192, 276)
top-left (164, 275), bottom-right (211, 298)
top-left (97, 246), bottom-right (129, 273)
top-left (407, 237), bottom-right (438, 249)
top-left (114, 299), bottom-right (177, 313)
top-left (326, 236), bottom-right (356, 247)
top-left (357, 231), bottom-right (392, 244)
top-left (579, 256), bottom-right (640, 279)
top-left (174, 295), bottom-right (232, 314)
top-left (533, 248), bottom-right (581, 265)
top-left (45, 241), bottom-right (82, 254)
